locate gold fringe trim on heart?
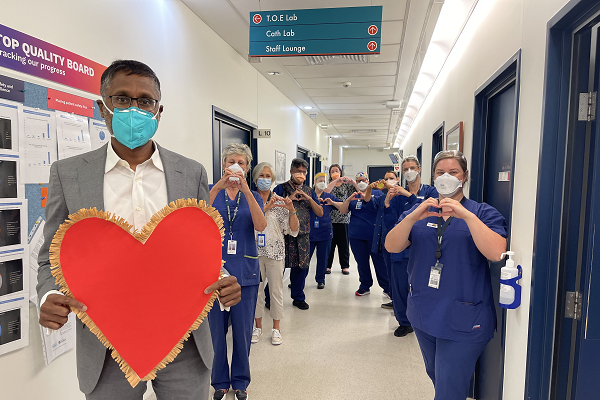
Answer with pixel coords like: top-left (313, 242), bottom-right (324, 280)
top-left (49, 198), bottom-right (225, 387)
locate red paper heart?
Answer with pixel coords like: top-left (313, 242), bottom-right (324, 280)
top-left (49, 199), bottom-right (224, 387)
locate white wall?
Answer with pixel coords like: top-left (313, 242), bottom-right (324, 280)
top-left (399, 0), bottom-right (571, 399)
top-left (342, 148), bottom-right (394, 181)
top-left (0, 1), bottom-right (328, 399)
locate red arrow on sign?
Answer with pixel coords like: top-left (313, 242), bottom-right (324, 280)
top-left (368, 25), bottom-right (378, 35)
top-left (253, 14), bottom-right (262, 24)
top-left (367, 41), bottom-right (378, 51)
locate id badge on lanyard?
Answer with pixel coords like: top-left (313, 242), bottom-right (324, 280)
top-left (314, 219), bottom-right (320, 228)
top-left (257, 233), bottom-right (266, 247)
top-left (356, 200), bottom-right (363, 210)
top-left (227, 239), bottom-right (237, 254)
top-left (428, 262), bottom-right (443, 289)
top-left (226, 191), bottom-right (241, 255)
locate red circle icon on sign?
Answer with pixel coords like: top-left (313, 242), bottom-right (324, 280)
top-left (368, 25), bottom-right (378, 35)
top-left (253, 14), bottom-right (262, 24)
top-left (367, 41), bottom-right (378, 51)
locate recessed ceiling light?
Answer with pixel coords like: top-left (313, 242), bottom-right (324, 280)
top-left (267, 71), bottom-right (282, 75)
top-left (303, 106), bottom-right (314, 110)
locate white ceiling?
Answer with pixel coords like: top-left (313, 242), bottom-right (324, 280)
top-left (181, 0), bottom-right (444, 149)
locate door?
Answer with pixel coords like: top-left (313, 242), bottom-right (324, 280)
top-left (551, 20), bottom-right (600, 400)
top-left (212, 107), bottom-right (257, 186)
top-left (471, 54), bottom-right (520, 400)
top-left (431, 123), bottom-right (444, 183)
top-left (367, 165), bottom-right (393, 182)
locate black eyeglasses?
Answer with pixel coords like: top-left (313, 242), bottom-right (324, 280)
top-left (104, 96), bottom-right (159, 111)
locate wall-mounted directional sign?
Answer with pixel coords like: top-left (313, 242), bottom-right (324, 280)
top-left (249, 6), bottom-right (382, 57)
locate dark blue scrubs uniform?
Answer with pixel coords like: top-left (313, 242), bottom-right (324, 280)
top-left (208, 187), bottom-right (263, 392)
top-left (398, 197), bottom-right (507, 399)
top-left (348, 189), bottom-right (389, 293)
top-left (382, 185), bottom-right (437, 326)
top-left (309, 191), bottom-right (340, 283)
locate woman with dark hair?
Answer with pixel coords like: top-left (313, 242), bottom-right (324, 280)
top-left (386, 150), bottom-right (507, 399)
top-left (324, 164), bottom-right (357, 275)
top-left (273, 158), bottom-right (323, 310)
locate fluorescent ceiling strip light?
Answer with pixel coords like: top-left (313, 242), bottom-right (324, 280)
top-left (395, 0), bottom-right (480, 147)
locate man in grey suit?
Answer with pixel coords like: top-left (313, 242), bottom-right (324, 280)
top-left (37, 60), bottom-right (241, 399)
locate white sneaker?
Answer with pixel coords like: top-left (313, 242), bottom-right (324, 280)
top-left (251, 327), bottom-right (262, 343)
top-left (271, 329), bottom-right (282, 345)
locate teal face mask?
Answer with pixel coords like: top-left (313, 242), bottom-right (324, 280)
top-left (103, 101), bottom-right (159, 149)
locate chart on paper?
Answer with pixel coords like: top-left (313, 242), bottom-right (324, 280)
top-left (55, 112), bottom-right (91, 160)
top-left (18, 107), bottom-right (57, 183)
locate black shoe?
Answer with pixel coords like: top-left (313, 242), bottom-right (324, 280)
top-left (325, 268), bottom-right (331, 274)
top-left (394, 325), bottom-right (414, 337)
top-left (381, 301), bottom-right (393, 309)
top-left (342, 268), bottom-right (350, 275)
top-left (317, 282), bottom-right (325, 289)
top-left (213, 389), bottom-right (228, 400)
top-left (292, 300), bottom-right (309, 310)
top-left (265, 302), bottom-right (270, 310)
top-left (288, 283), bottom-right (291, 288)
top-left (235, 390), bottom-right (248, 400)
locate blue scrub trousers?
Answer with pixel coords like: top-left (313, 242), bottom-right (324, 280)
top-left (349, 237), bottom-right (389, 293)
top-left (383, 249), bottom-right (411, 326)
top-left (290, 267), bottom-right (309, 301)
top-left (310, 239), bottom-right (332, 284)
top-left (208, 284), bottom-right (259, 391)
top-left (413, 328), bottom-right (490, 400)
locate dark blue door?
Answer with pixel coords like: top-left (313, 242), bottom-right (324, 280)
top-left (476, 82), bottom-right (517, 400)
top-left (470, 56), bottom-right (520, 400)
top-left (554, 21), bottom-right (600, 400)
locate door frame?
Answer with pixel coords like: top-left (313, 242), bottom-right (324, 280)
top-left (469, 50), bottom-right (522, 400)
top-left (526, 1), bottom-right (600, 399)
top-left (211, 106), bottom-right (258, 184)
top-left (431, 122), bottom-right (445, 184)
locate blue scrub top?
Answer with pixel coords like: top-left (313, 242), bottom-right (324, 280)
top-left (399, 198), bottom-right (507, 342)
top-left (348, 189), bottom-right (384, 241)
top-left (310, 191), bottom-right (340, 242)
top-left (363, 194), bottom-right (390, 254)
top-left (209, 185), bottom-right (264, 286)
top-left (385, 184), bottom-right (438, 261)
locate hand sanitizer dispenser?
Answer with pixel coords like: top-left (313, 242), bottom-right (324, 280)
top-left (499, 251), bottom-right (522, 309)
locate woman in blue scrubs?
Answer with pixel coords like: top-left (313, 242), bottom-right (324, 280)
top-left (382, 157), bottom-right (437, 337)
top-left (386, 151), bottom-right (507, 399)
top-left (309, 172), bottom-right (340, 289)
top-left (328, 172), bottom-right (390, 297)
top-left (208, 143), bottom-right (267, 400)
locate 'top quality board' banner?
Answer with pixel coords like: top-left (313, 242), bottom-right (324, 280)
top-left (0, 24), bottom-right (106, 95)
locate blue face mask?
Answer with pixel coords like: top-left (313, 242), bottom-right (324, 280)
top-left (103, 101), bottom-right (159, 149)
top-left (256, 178), bottom-right (272, 191)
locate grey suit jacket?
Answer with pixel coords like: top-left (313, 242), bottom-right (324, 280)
top-left (36, 143), bottom-right (213, 394)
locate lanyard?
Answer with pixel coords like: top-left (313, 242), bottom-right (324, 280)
top-left (225, 190), bottom-right (242, 239)
top-left (435, 196), bottom-right (467, 260)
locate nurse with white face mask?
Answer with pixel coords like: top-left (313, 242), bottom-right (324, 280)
top-left (326, 172), bottom-right (390, 297)
top-left (385, 150), bottom-right (507, 400)
top-left (309, 173), bottom-right (341, 289)
top-left (382, 156), bottom-right (437, 337)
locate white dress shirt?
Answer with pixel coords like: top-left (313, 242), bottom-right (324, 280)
top-left (104, 141), bottom-right (168, 231)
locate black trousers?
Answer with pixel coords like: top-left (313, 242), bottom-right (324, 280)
top-left (327, 223), bottom-right (350, 270)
